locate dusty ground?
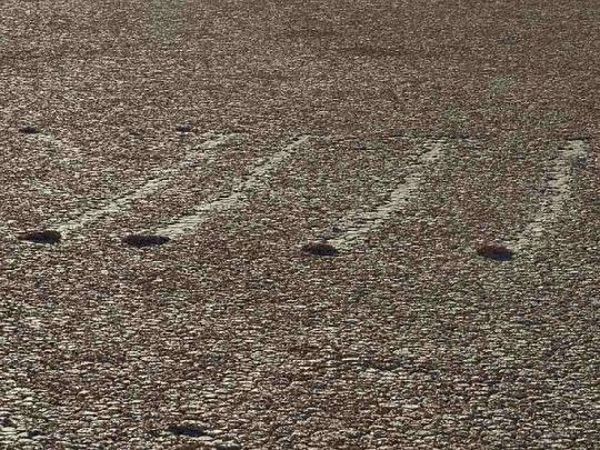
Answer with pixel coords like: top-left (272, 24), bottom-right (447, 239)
top-left (0, 1), bottom-right (598, 449)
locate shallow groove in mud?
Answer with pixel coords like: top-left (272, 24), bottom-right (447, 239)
top-left (513, 139), bottom-right (589, 250)
top-left (156, 135), bottom-right (311, 238)
top-left (50, 132), bottom-right (234, 236)
top-left (325, 138), bottom-right (447, 251)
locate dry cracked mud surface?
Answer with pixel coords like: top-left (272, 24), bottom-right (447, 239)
top-left (1, 1), bottom-right (599, 449)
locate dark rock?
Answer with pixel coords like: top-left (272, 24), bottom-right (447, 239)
top-left (19, 125), bottom-right (40, 134)
top-left (175, 124), bottom-right (193, 133)
top-left (17, 230), bottom-right (61, 244)
top-left (122, 234), bottom-right (170, 248)
top-left (301, 241), bottom-right (338, 256)
top-left (476, 242), bottom-right (513, 261)
top-left (1, 416), bottom-right (15, 427)
top-left (167, 422), bottom-right (208, 438)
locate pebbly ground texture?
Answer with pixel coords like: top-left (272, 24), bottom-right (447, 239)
top-left (1, 1), bottom-right (599, 449)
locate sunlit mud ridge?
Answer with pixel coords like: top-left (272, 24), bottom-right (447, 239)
top-left (325, 138), bottom-right (446, 252)
top-left (513, 139), bottom-right (589, 251)
top-left (156, 135), bottom-right (311, 238)
top-left (51, 132), bottom-right (234, 236)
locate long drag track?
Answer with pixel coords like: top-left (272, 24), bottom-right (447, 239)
top-left (1, 1), bottom-right (598, 449)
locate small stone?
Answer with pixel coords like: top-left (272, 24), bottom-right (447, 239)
top-left (166, 422), bottom-right (208, 438)
top-left (19, 125), bottom-right (40, 134)
top-left (122, 234), bottom-right (170, 248)
top-left (301, 241), bottom-right (339, 256)
top-left (175, 123), bottom-right (193, 133)
top-left (475, 242), bottom-right (513, 261)
top-left (1, 416), bottom-right (15, 427)
top-left (17, 230), bottom-right (61, 244)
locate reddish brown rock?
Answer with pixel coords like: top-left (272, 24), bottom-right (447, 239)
top-left (17, 230), bottom-right (61, 244)
top-left (476, 242), bottom-right (514, 261)
top-left (122, 234), bottom-right (170, 248)
top-left (301, 241), bottom-right (339, 256)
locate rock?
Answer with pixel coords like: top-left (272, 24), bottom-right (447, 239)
top-left (475, 242), bottom-right (513, 261)
top-left (166, 421), bottom-right (209, 438)
top-left (18, 125), bottom-right (40, 134)
top-left (17, 230), bottom-right (61, 244)
top-left (175, 124), bottom-right (194, 133)
top-left (301, 241), bottom-right (339, 257)
top-left (122, 234), bottom-right (170, 248)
